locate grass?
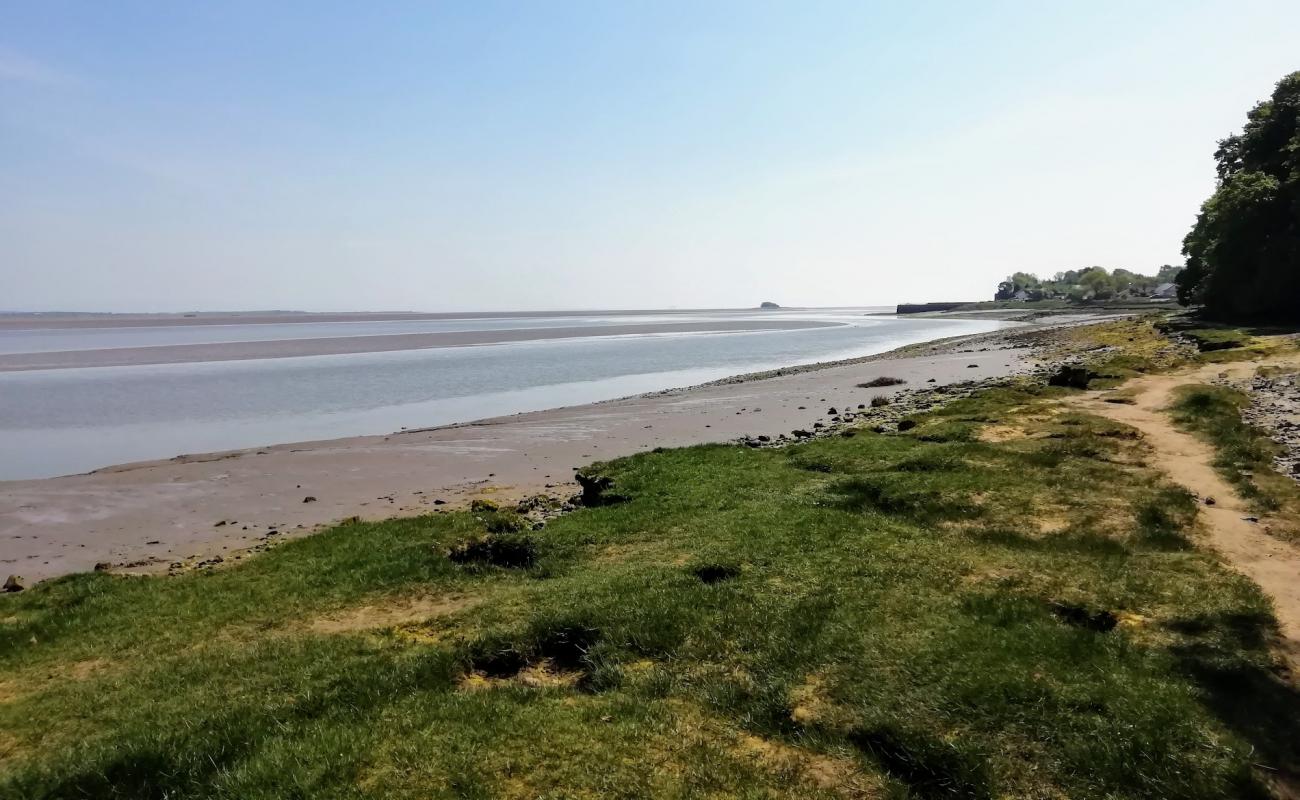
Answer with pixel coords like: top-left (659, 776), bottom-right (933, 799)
top-left (1155, 316), bottom-right (1300, 364)
top-left (1169, 384), bottom-right (1300, 539)
top-left (2, 382), bottom-right (1298, 798)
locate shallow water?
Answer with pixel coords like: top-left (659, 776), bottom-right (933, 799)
top-left (0, 309), bottom-right (1015, 479)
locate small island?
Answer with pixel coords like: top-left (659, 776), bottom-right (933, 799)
top-left (759, 301), bottom-right (780, 309)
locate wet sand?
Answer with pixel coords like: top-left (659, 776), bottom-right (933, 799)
top-left (0, 328), bottom-right (1034, 582)
top-left (0, 319), bottom-right (834, 372)
top-left (0, 309), bottom-right (765, 330)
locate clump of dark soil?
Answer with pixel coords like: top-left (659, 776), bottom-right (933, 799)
top-left (848, 724), bottom-right (990, 799)
top-left (448, 534), bottom-right (538, 568)
top-left (692, 564), bottom-right (741, 584)
top-left (1049, 601), bottom-right (1118, 632)
top-left (466, 624), bottom-right (602, 686)
top-left (858, 376), bottom-right (908, 388)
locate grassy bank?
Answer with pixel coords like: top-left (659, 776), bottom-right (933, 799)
top-left (3, 323), bottom-right (1298, 798)
top-left (1170, 384), bottom-right (1300, 541)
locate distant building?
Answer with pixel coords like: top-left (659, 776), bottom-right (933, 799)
top-left (1011, 289), bottom-right (1030, 302)
top-left (1153, 283), bottom-right (1178, 299)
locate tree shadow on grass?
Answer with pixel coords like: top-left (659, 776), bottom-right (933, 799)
top-left (1167, 611), bottom-right (1300, 795)
top-left (4, 648), bottom-right (458, 799)
top-left (827, 476), bottom-right (979, 524)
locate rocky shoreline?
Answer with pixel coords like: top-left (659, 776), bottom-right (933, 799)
top-left (1241, 370), bottom-right (1300, 482)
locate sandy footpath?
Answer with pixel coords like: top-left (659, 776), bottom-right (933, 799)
top-left (0, 332), bottom-right (1033, 582)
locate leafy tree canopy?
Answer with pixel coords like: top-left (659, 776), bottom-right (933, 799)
top-left (993, 265), bottom-right (1178, 301)
top-left (1177, 71), bottom-right (1300, 320)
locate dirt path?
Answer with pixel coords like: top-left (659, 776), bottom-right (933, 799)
top-left (1074, 359), bottom-right (1300, 669)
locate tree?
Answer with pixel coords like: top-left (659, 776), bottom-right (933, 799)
top-left (1177, 72), bottom-right (1300, 320)
top-left (1008, 272), bottom-right (1040, 291)
top-left (1155, 264), bottom-right (1182, 284)
top-left (1079, 267), bottom-right (1114, 299)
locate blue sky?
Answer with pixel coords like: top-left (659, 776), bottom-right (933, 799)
top-left (3, 1), bottom-right (1299, 311)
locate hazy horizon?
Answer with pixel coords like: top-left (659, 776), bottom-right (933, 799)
top-left (0, 304), bottom-right (896, 316)
top-left (4, 2), bottom-right (1299, 312)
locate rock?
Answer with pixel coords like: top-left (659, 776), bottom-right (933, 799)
top-left (1204, 496), bottom-right (1216, 506)
top-left (575, 473), bottom-right (626, 506)
top-left (759, 301), bottom-right (780, 309)
top-left (757, 435), bottom-right (771, 442)
top-left (214, 520), bottom-right (228, 527)
top-left (812, 422), bottom-right (825, 429)
top-left (828, 407), bottom-right (838, 415)
top-left (967, 364), bottom-right (979, 368)
top-left (792, 429), bottom-right (813, 438)
top-left (1047, 365), bottom-right (1096, 390)
top-left (897, 420), bottom-right (917, 432)
top-left (433, 499), bottom-right (447, 505)
top-left (4, 575), bottom-right (25, 593)
top-left (93, 562), bottom-right (112, 572)
top-left (302, 496), bottom-right (317, 503)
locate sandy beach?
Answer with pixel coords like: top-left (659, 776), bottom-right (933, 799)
top-left (0, 323), bottom-right (1042, 582)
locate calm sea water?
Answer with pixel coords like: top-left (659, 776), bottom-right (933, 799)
top-left (0, 309), bottom-right (1016, 479)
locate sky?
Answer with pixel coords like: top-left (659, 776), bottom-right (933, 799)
top-left (2, 1), bottom-right (1299, 312)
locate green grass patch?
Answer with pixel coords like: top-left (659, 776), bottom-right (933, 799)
top-left (1, 390), bottom-right (1296, 798)
top-left (1169, 384), bottom-right (1300, 534)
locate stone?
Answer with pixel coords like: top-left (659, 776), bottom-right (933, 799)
top-left (93, 562), bottom-right (112, 572)
top-left (1047, 365), bottom-right (1096, 390)
top-left (3, 575), bottom-right (25, 593)
top-left (575, 473), bottom-right (626, 506)
top-left (1203, 496), bottom-right (1216, 506)
top-left (302, 496), bottom-right (317, 503)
